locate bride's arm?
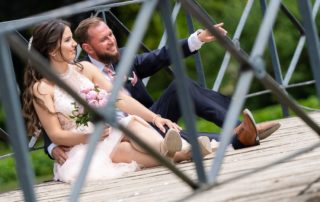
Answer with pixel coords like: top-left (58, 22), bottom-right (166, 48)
top-left (32, 81), bottom-right (89, 146)
top-left (83, 61), bottom-right (181, 132)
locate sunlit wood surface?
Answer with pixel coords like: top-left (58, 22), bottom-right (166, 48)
top-left (1, 112), bottom-right (320, 202)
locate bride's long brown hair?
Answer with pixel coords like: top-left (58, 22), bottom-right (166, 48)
top-left (22, 19), bottom-right (78, 135)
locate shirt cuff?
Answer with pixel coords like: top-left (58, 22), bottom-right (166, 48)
top-left (188, 29), bottom-right (205, 52)
top-left (47, 143), bottom-right (57, 158)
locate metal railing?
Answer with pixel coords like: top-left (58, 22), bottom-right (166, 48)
top-left (0, 0), bottom-right (320, 201)
top-left (212, 0), bottom-right (320, 117)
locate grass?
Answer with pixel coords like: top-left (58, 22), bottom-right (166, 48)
top-left (0, 96), bottom-right (319, 193)
top-left (0, 148), bottom-right (54, 193)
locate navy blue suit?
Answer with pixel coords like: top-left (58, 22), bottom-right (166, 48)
top-left (44, 39), bottom-right (244, 158)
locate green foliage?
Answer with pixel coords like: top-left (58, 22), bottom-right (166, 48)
top-left (0, 105), bottom-right (4, 131)
top-left (0, 149), bottom-right (53, 192)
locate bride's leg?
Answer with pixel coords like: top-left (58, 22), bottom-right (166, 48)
top-left (125, 117), bottom-right (163, 153)
top-left (112, 142), bottom-right (159, 168)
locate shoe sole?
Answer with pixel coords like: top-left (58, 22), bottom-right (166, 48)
top-left (164, 129), bottom-right (182, 158)
top-left (258, 123), bottom-right (281, 140)
top-left (198, 136), bottom-right (212, 157)
top-left (243, 108), bottom-right (260, 145)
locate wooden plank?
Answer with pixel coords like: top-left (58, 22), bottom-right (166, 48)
top-left (0, 112), bottom-right (320, 201)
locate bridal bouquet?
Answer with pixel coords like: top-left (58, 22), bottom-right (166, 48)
top-left (70, 86), bottom-right (109, 128)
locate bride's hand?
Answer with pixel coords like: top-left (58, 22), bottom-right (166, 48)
top-left (154, 116), bottom-right (182, 133)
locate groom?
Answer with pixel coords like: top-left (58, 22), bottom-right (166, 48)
top-left (45, 17), bottom-right (280, 163)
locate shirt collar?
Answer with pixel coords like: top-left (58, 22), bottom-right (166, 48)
top-left (88, 55), bottom-right (106, 72)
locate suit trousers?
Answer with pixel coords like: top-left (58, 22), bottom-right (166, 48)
top-left (149, 78), bottom-right (246, 149)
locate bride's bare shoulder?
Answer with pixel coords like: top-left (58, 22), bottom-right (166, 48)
top-left (77, 61), bottom-right (100, 78)
top-left (32, 79), bottom-right (53, 97)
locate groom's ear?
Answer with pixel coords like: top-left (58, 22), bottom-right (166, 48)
top-left (82, 43), bottom-right (93, 54)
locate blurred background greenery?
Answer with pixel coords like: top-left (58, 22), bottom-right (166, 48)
top-left (0, 0), bottom-right (320, 193)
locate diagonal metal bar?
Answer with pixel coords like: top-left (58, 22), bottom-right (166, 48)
top-left (210, 0), bottom-right (285, 183)
top-left (209, 68), bottom-right (255, 182)
top-left (283, 36), bottom-right (306, 85)
top-left (180, 0), bottom-right (251, 67)
top-left (284, 0), bottom-right (320, 85)
top-left (179, 141), bottom-right (320, 201)
top-left (180, 0), bottom-right (283, 184)
top-left (117, 124), bottom-right (198, 189)
top-left (0, 35), bottom-right (36, 202)
top-left (105, 11), bottom-right (151, 52)
top-left (213, 0), bottom-right (254, 91)
top-left (107, 0), bottom-right (157, 109)
top-left (280, 3), bottom-right (305, 35)
top-left (7, 34), bottom-right (106, 121)
top-left (8, 22), bottom-right (198, 190)
top-left (0, 0), bottom-right (132, 33)
top-left (69, 122), bottom-right (106, 202)
top-left (159, 0), bottom-right (207, 184)
top-left (73, 0), bottom-right (197, 197)
top-left (0, 127), bottom-right (9, 142)
top-left (90, 0), bottom-right (146, 11)
top-left (158, 2), bottom-right (182, 49)
top-left (298, 0), bottom-right (320, 99)
top-left (143, 2), bottom-right (181, 85)
top-left (246, 80), bottom-right (316, 98)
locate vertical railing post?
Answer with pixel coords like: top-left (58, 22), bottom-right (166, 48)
top-left (0, 34), bottom-right (36, 202)
top-left (70, 0), bottom-right (162, 201)
top-left (298, 0), bottom-right (320, 99)
top-left (185, 13), bottom-right (207, 88)
top-left (213, 0), bottom-right (254, 91)
top-left (260, 0), bottom-right (289, 117)
top-left (209, 0), bottom-right (283, 183)
top-left (284, 0), bottom-right (320, 85)
top-left (159, 0), bottom-right (207, 184)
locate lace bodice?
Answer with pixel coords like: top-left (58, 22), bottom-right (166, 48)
top-left (54, 66), bottom-right (95, 132)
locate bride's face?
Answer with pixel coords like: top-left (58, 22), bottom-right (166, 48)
top-left (54, 26), bottom-right (77, 62)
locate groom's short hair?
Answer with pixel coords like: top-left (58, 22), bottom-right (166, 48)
top-left (75, 17), bottom-right (105, 46)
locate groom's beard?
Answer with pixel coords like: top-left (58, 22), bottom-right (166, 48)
top-left (96, 49), bottom-right (120, 65)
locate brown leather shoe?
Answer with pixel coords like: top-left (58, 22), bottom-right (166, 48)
top-left (257, 121), bottom-right (281, 140)
top-left (234, 109), bottom-right (259, 147)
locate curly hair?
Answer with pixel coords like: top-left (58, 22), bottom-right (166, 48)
top-left (22, 19), bottom-right (79, 135)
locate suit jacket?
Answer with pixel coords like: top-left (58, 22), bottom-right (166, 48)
top-left (95, 38), bottom-right (195, 108)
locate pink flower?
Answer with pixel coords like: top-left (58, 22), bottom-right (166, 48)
top-left (80, 87), bottom-right (92, 94)
top-left (98, 98), bottom-right (108, 107)
top-left (86, 90), bottom-right (98, 101)
top-left (97, 90), bottom-right (108, 100)
top-left (88, 99), bottom-right (99, 107)
top-left (70, 86), bottom-right (117, 128)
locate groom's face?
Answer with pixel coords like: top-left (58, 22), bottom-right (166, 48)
top-left (86, 22), bottom-right (120, 64)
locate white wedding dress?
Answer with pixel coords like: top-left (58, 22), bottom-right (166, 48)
top-left (52, 66), bottom-right (139, 183)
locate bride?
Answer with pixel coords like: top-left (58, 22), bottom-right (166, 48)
top-left (22, 20), bottom-right (196, 183)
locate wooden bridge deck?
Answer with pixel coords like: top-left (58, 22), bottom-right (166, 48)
top-left (1, 112), bottom-right (320, 202)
